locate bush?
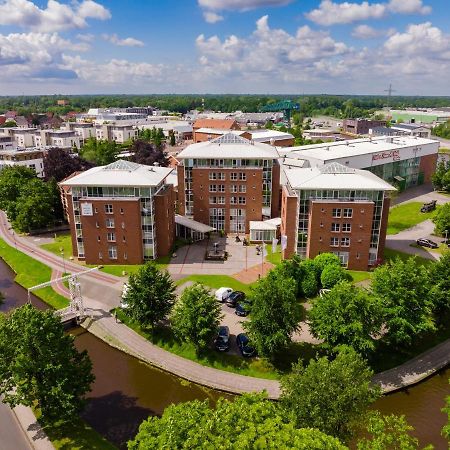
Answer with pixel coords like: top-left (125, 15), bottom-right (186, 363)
top-left (320, 264), bottom-right (349, 289)
top-left (301, 272), bottom-right (319, 298)
top-left (313, 253), bottom-right (341, 276)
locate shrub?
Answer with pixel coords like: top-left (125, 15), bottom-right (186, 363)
top-left (320, 264), bottom-right (349, 289)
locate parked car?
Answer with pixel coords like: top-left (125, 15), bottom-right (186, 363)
top-left (214, 326), bottom-right (230, 352)
top-left (235, 300), bottom-right (252, 317)
top-left (215, 287), bottom-right (233, 303)
top-left (420, 200), bottom-right (437, 213)
top-left (416, 238), bottom-right (438, 249)
top-left (226, 291), bottom-right (245, 307)
top-left (236, 333), bottom-right (256, 357)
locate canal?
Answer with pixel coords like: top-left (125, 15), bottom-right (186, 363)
top-left (0, 259), bottom-right (448, 449)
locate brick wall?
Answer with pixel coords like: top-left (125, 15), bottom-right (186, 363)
top-left (419, 153), bottom-right (438, 183)
top-left (280, 185), bottom-right (298, 259)
top-left (377, 196), bottom-right (390, 262)
top-left (154, 185), bottom-right (175, 257)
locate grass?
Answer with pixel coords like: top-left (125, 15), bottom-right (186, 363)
top-left (115, 309), bottom-right (319, 380)
top-left (35, 410), bottom-right (117, 450)
top-left (348, 270), bottom-right (372, 283)
top-left (387, 202), bottom-right (437, 235)
top-left (41, 232), bottom-right (73, 258)
top-left (383, 247), bottom-right (435, 267)
top-left (266, 244), bottom-right (282, 265)
top-left (176, 274), bottom-right (257, 295)
top-left (410, 242), bottom-right (449, 256)
top-left (0, 238), bottom-right (68, 309)
top-left (438, 147), bottom-right (450, 154)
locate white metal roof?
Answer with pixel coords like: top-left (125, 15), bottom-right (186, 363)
top-left (175, 215), bottom-right (215, 233)
top-left (249, 221), bottom-right (278, 231)
top-left (284, 162), bottom-right (395, 191)
top-left (176, 133), bottom-right (280, 159)
top-left (246, 130), bottom-right (294, 141)
top-left (286, 136), bottom-right (438, 162)
top-left (60, 159), bottom-right (173, 187)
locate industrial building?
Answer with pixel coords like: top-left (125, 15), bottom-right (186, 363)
top-left (282, 136), bottom-right (439, 191)
top-left (60, 160), bottom-right (175, 265)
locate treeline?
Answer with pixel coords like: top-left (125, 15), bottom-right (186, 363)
top-left (432, 120), bottom-right (450, 139)
top-left (1, 94), bottom-right (450, 118)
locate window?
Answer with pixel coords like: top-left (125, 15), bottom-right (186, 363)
top-left (104, 204), bottom-right (113, 214)
top-left (238, 196), bottom-right (246, 205)
top-left (120, 208), bottom-right (124, 214)
top-left (239, 172), bottom-right (246, 181)
top-left (107, 232), bottom-right (116, 242)
top-left (331, 223), bottom-right (340, 232)
top-left (230, 172), bottom-right (238, 181)
top-left (108, 245), bottom-right (117, 260)
top-left (342, 223), bottom-right (351, 232)
top-left (230, 185), bottom-right (238, 193)
top-left (230, 196), bottom-right (237, 205)
top-left (330, 237), bottom-right (339, 247)
top-left (332, 208), bottom-right (341, 218)
top-left (218, 184), bottom-right (225, 192)
top-left (98, 252), bottom-right (103, 259)
top-left (122, 235), bottom-right (126, 242)
top-left (106, 218), bottom-right (115, 228)
top-left (124, 252), bottom-right (128, 260)
top-left (97, 236), bottom-right (101, 242)
top-left (239, 185), bottom-right (246, 193)
top-left (209, 185), bottom-right (217, 192)
top-left (343, 208), bottom-right (353, 218)
top-left (209, 172), bottom-right (225, 181)
top-left (341, 237), bottom-right (350, 247)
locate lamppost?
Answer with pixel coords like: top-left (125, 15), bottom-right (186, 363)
top-left (60, 247), bottom-right (66, 275)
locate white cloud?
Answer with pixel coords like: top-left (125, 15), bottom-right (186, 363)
top-left (388, 0), bottom-right (431, 15)
top-left (0, 0), bottom-right (111, 32)
top-left (76, 33), bottom-right (95, 43)
top-left (306, 0), bottom-right (431, 26)
top-left (352, 24), bottom-right (395, 39)
top-left (198, 0), bottom-right (292, 11)
top-left (203, 11), bottom-right (224, 23)
top-left (103, 34), bottom-right (144, 47)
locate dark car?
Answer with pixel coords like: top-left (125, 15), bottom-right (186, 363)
top-left (235, 300), bottom-right (252, 317)
top-left (214, 326), bottom-right (230, 352)
top-left (416, 238), bottom-right (438, 249)
top-left (420, 200), bottom-right (437, 213)
top-left (236, 333), bottom-right (256, 357)
top-left (226, 291), bottom-right (245, 308)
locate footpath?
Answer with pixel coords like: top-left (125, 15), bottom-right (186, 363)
top-left (2, 210), bottom-right (450, 401)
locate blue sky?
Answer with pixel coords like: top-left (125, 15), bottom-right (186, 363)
top-left (0, 0), bottom-right (449, 95)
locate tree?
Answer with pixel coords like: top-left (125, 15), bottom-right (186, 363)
top-left (244, 269), bottom-right (302, 358)
top-left (171, 283), bottom-right (222, 355)
top-left (123, 262), bottom-right (176, 330)
top-left (313, 252), bottom-right (341, 275)
top-left (129, 139), bottom-right (169, 167)
top-left (443, 389), bottom-right (450, 441)
top-left (431, 160), bottom-right (449, 191)
top-left (0, 304), bottom-right (94, 421)
top-left (320, 264), bottom-right (350, 289)
top-left (276, 254), bottom-right (304, 297)
top-left (128, 393), bottom-right (347, 450)
top-left (371, 257), bottom-right (434, 346)
top-left (0, 165), bottom-right (36, 211)
top-left (43, 147), bottom-right (93, 182)
top-left (433, 203), bottom-right (450, 236)
top-left (300, 259), bottom-right (319, 298)
top-left (429, 252), bottom-right (450, 317)
top-left (79, 137), bottom-right (120, 166)
top-left (357, 412), bottom-right (429, 450)
top-left (280, 348), bottom-right (380, 442)
top-left (309, 282), bottom-right (384, 356)
top-left (11, 178), bottom-right (58, 232)
top-left (169, 131), bottom-right (176, 146)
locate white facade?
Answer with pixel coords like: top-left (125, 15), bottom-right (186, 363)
top-left (0, 149), bottom-right (45, 177)
top-left (34, 130), bottom-right (81, 149)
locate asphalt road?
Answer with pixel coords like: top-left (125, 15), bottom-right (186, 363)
top-left (0, 401), bottom-right (32, 450)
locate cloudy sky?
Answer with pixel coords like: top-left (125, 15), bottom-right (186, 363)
top-left (0, 0), bottom-right (448, 95)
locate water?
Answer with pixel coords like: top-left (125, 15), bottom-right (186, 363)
top-left (0, 258), bottom-right (449, 449)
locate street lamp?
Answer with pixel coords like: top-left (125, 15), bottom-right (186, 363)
top-left (60, 247), bottom-right (66, 275)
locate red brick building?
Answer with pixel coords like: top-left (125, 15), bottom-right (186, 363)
top-left (60, 160), bottom-right (175, 265)
top-left (177, 133), bottom-right (281, 234)
top-left (281, 162), bottom-right (395, 270)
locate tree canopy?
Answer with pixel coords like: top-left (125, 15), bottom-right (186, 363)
top-left (171, 283), bottom-right (222, 355)
top-left (123, 262), bottom-right (176, 330)
top-left (0, 304), bottom-right (94, 421)
top-left (309, 281), bottom-right (383, 356)
top-left (79, 137), bottom-right (120, 166)
top-left (43, 147), bottom-right (93, 182)
top-left (128, 393), bottom-right (347, 450)
top-left (370, 257), bottom-right (434, 346)
top-left (280, 348), bottom-right (380, 442)
top-left (129, 139), bottom-right (169, 167)
top-left (244, 268), bottom-right (302, 358)
top-left (432, 203), bottom-right (450, 236)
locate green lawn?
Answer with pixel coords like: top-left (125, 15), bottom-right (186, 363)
top-left (438, 148), bottom-right (450, 154)
top-left (266, 244), bottom-right (282, 265)
top-left (348, 270), bottom-right (372, 283)
top-left (176, 274), bottom-right (257, 295)
top-left (115, 309), bottom-right (318, 380)
top-left (383, 248), bottom-right (434, 267)
top-left (387, 202), bottom-right (437, 235)
top-left (36, 410), bottom-right (117, 450)
top-left (41, 232), bottom-right (73, 258)
top-left (0, 238), bottom-right (68, 309)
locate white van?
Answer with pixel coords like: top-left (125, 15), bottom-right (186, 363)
top-left (215, 287), bottom-right (233, 303)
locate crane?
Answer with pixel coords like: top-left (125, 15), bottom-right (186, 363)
top-left (28, 266), bottom-right (102, 322)
top-left (260, 100), bottom-right (300, 124)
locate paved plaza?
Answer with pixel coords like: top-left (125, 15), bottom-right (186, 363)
top-left (167, 235), bottom-right (276, 278)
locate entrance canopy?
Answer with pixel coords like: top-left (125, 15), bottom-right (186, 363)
top-left (175, 215), bottom-right (215, 233)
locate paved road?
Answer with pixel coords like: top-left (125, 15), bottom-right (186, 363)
top-left (0, 402), bottom-right (33, 450)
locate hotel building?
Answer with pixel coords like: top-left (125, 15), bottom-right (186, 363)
top-left (60, 160), bottom-right (175, 265)
top-left (281, 162), bottom-right (395, 270)
top-left (176, 133), bottom-right (281, 234)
